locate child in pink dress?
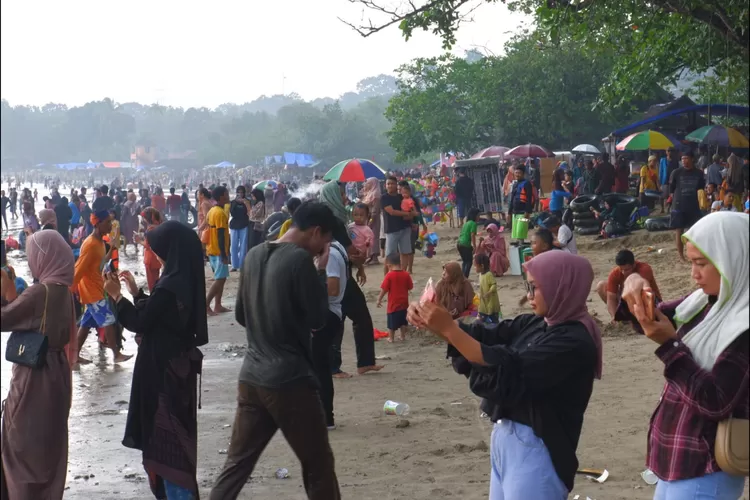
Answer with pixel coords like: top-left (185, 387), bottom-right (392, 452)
top-left (348, 203), bottom-right (375, 257)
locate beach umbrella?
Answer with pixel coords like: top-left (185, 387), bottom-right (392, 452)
top-left (323, 158), bottom-right (386, 182)
top-left (572, 144), bottom-right (601, 154)
top-left (685, 125), bottom-right (749, 148)
top-left (471, 145), bottom-right (509, 159)
top-left (506, 144), bottom-right (555, 158)
top-left (616, 130), bottom-right (675, 151)
top-left (253, 180), bottom-right (278, 191)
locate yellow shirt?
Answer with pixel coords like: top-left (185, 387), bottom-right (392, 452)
top-left (478, 271), bottom-right (501, 315)
top-left (640, 166), bottom-right (659, 193)
top-left (278, 218), bottom-right (292, 239)
top-left (206, 206), bottom-right (230, 256)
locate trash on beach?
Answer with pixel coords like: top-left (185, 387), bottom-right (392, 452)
top-left (375, 354), bottom-right (391, 360)
top-left (641, 468), bottom-right (658, 485)
top-left (275, 468), bottom-right (290, 479)
top-left (218, 449), bottom-right (228, 455)
top-left (383, 400), bottom-right (410, 416)
top-left (576, 468), bottom-right (609, 483)
top-left (450, 402), bottom-right (462, 405)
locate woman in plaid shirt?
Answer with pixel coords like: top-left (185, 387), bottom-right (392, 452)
top-left (623, 211), bottom-right (749, 499)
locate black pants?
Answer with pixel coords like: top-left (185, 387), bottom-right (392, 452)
top-left (313, 310), bottom-right (341, 427)
top-left (210, 382), bottom-right (340, 500)
top-left (457, 243), bottom-right (473, 277)
top-left (339, 275), bottom-right (376, 369)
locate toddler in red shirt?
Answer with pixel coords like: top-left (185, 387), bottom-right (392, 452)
top-left (377, 253), bottom-right (413, 342)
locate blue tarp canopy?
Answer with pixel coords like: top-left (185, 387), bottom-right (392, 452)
top-left (55, 162), bottom-right (91, 170)
top-left (265, 153), bottom-right (317, 167)
top-left (612, 104), bottom-right (750, 137)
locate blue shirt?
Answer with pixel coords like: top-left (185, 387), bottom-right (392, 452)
top-left (659, 158), bottom-right (669, 185)
top-left (549, 190), bottom-right (572, 212)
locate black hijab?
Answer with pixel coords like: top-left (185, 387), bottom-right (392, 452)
top-left (146, 220), bottom-right (208, 346)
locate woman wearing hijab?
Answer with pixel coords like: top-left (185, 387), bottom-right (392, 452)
top-left (38, 208), bottom-right (57, 230)
top-left (138, 207), bottom-right (163, 292)
top-left (103, 221), bottom-right (208, 500)
top-left (479, 224), bottom-right (510, 277)
top-left (622, 211), bottom-right (748, 499)
top-left (361, 178), bottom-right (382, 264)
top-left (435, 262), bottom-right (476, 318)
top-left (1, 231), bottom-right (77, 499)
top-left (248, 188), bottom-right (266, 250)
top-left (408, 251), bottom-right (601, 499)
top-left (319, 181), bottom-right (384, 376)
top-left (723, 153), bottom-right (745, 212)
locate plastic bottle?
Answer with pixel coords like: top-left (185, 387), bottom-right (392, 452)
top-left (383, 400), bottom-right (410, 416)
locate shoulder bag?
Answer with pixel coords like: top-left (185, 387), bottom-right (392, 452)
top-left (715, 417), bottom-right (749, 476)
top-left (5, 284), bottom-right (49, 368)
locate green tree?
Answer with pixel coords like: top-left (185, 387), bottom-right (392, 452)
top-left (384, 37), bottom-right (639, 160)
top-left (345, 0), bottom-right (749, 109)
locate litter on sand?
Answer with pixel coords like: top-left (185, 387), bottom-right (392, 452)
top-left (576, 468), bottom-right (609, 483)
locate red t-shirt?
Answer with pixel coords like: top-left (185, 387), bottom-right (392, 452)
top-left (381, 270), bottom-right (413, 313)
top-left (607, 261), bottom-right (662, 300)
top-left (167, 194), bottom-right (182, 213)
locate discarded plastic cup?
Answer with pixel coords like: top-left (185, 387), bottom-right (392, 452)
top-left (275, 468), bottom-right (290, 479)
top-left (641, 469), bottom-right (658, 485)
top-left (383, 400), bottom-right (410, 416)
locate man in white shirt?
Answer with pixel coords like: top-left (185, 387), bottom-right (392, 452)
top-left (312, 240), bottom-right (348, 430)
top-left (546, 214), bottom-right (578, 254)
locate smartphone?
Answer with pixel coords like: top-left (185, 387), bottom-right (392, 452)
top-left (0, 240), bottom-right (6, 268)
top-left (104, 259), bottom-right (116, 274)
top-left (642, 290), bottom-right (655, 321)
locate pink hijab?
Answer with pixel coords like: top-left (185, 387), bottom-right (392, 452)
top-left (523, 251), bottom-right (602, 379)
top-left (361, 177), bottom-right (381, 206)
top-left (27, 230), bottom-right (74, 285)
top-left (26, 230), bottom-right (77, 367)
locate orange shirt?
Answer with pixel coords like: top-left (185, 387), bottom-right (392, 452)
top-left (73, 235), bottom-right (106, 304)
top-left (607, 261), bottom-right (662, 300)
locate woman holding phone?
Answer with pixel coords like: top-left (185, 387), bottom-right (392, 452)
top-left (408, 251), bottom-right (602, 498)
top-left (622, 211), bottom-right (749, 499)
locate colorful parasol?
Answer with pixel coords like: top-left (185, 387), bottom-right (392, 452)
top-left (616, 130), bottom-right (675, 151)
top-left (685, 125), bottom-right (749, 148)
top-left (506, 144), bottom-right (555, 158)
top-left (323, 158), bottom-right (386, 182)
top-left (471, 145), bottom-right (510, 159)
top-left (253, 180), bottom-right (278, 190)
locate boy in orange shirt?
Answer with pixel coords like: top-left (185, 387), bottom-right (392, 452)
top-left (72, 210), bottom-right (132, 365)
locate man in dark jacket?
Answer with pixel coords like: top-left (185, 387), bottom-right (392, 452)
top-left (595, 153), bottom-right (616, 194)
top-left (454, 169), bottom-right (474, 228)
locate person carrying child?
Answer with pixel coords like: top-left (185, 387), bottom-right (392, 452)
top-left (377, 253), bottom-right (413, 342)
top-left (475, 253), bottom-right (502, 324)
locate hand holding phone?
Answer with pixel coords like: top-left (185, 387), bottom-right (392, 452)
top-left (642, 290), bottom-right (655, 321)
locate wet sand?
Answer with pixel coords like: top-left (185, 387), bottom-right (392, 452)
top-left (2, 205), bottom-right (748, 499)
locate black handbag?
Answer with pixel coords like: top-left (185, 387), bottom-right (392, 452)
top-left (5, 284), bottom-right (49, 368)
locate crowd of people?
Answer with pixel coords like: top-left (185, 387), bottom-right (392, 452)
top-left (0, 152), bottom-right (748, 500)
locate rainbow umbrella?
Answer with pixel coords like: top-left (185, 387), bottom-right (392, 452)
top-left (323, 158), bottom-right (386, 182)
top-left (685, 125), bottom-right (749, 148)
top-left (616, 130), bottom-right (675, 151)
top-left (253, 180), bottom-right (277, 190)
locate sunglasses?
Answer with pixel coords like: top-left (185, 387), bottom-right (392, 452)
top-left (524, 280), bottom-right (536, 298)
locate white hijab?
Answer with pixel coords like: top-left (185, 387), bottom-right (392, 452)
top-left (677, 212), bottom-right (749, 370)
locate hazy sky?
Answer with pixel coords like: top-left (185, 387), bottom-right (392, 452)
top-left (1, 0), bottom-right (529, 108)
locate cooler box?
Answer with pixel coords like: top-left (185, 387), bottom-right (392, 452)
top-left (512, 214), bottom-right (529, 240)
top-left (509, 243), bottom-right (522, 276)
